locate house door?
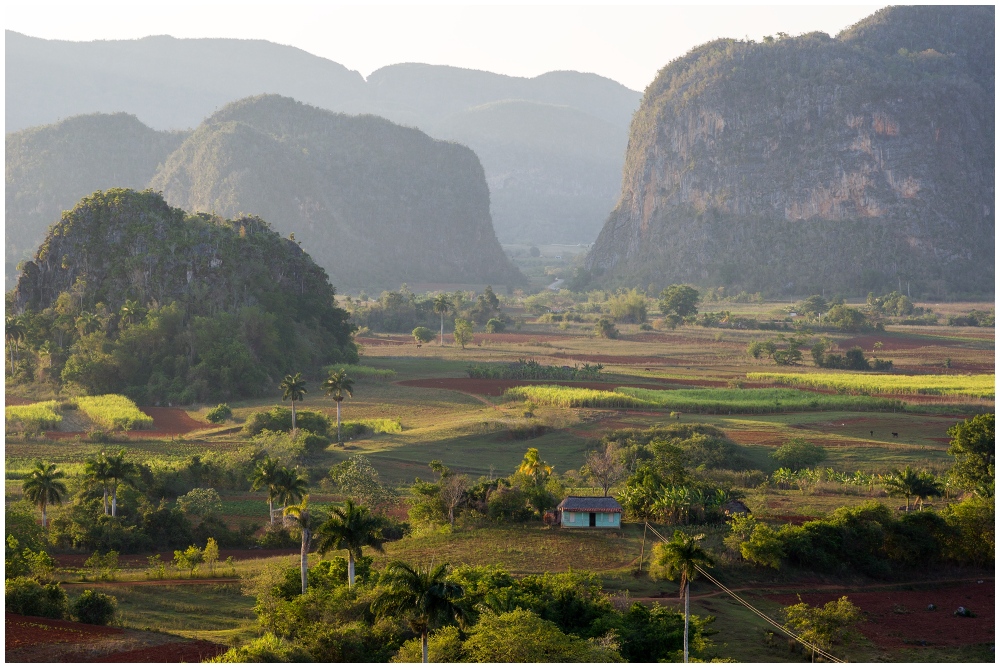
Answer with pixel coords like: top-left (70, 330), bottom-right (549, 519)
top-left (589, 513), bottom-right (596, 527)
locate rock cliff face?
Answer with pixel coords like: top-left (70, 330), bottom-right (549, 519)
top-left (147, 95), bottom-right (523, 290)
top-left (587, 6), bottom-right (994, 297)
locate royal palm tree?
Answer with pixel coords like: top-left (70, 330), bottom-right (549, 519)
top-left (274, 468), bottom-right (308, 518)
top-left (84, 452), bottom-right (112, 515)
top-left (371, 561), bottom-right (468, 663)
top-left (432, 295), bottom-right (451, 346)
top-left (5, 315), bottom-right (24, 377)
top-left (323, 369), bottom-right (354, 443)
top-left (280, 373), bottom-right (307, 432)
top-left (883, 466), bottom-right (923, 512)
top-left (105, 449), bottom-right (137, 517)
top-left (914, 470), bottom-right (944, 510)
top-left (22, 461), bottom-right (68, 528)
top-left (314, 499), bottom-right (386, 587)
top-left (249, 456), bottom-right (282, 525)
top-left (284, 495), bottom-right (323, 594)
top-left (653, 530), bottom-right (715, 663)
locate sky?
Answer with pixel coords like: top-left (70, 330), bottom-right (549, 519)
top-left (5, 2), bottom-right (887, 91)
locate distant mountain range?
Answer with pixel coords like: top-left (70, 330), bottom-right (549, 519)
top-left (586, 5), bottom-right (994, 298)
top-left (7, 31), bottom-right (640, 247)
top-left (6, 96), bottom-right (523, 291)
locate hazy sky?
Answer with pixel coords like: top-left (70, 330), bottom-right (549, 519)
top-left (7, 2), bottom-right (886, 91)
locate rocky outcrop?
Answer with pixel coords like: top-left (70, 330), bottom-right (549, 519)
top-left (587, 6), bottom-right (994, 297)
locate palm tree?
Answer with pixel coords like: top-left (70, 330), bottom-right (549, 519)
top-left (432, 295), bottom-right (452, 346)
top-left (75, 311), bottom-right (99, 338)
top-left (516, 447), bottom-right (552, 485)
top-left (105, 449), bottom-right (137, 517)
top-left (5, 315), bottom-right (24, 377)
top-left (653, 530), bottom-right (715, 663)
top-left (323, 369), bottom-right (354, 443)
top-left (284, 495), bottom-right (323, 594)
top-left (280, 373), bottom-right (307, 432)
top-left (314, 499), bottom-right (386, 587)
top-left (84, 452), bottom-right (112, 515)
top-left (274, 468), bottom-right (308, 518)
top-left (119, 299), bottom-right (144, 326)
top-left (914, 470), bottom-right (944, 510)
top-left (22, 461), bottom-right (68, 528)
top-left (249, 456), bottom-right (282, 525)
top-left (371, 561), bottom-right (468, 663)
top-left (883, 466), bottom-right (923, 511)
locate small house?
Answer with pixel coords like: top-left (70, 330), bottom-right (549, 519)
top-left (557, 496), bottom-right (622, 529)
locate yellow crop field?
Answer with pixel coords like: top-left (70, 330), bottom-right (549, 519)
top-left (747, 372), bottom-right (995, 399)
top-left (76, 395), bottom-right (154, 431)
top-left (5, 401), bottom-right (62, 432)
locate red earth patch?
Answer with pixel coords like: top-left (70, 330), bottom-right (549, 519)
top-left (6, 613), bottom-right (122, 648)
top-left (93, 639), bottom-right (227, 662)
top-left (768, 581), bottom-right (994, 649)
top-left (46, 406), bottom-right (211, 439)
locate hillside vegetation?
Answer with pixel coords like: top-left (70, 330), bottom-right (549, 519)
top-left (587, 5), bottom-right (994, 298)
top-left (8, 188), bottom-right (357, 402)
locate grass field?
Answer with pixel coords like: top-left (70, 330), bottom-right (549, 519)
top-left (76, 395), bottom-right (154, 431)
top-left (5, 400), bottom-right (62, 431)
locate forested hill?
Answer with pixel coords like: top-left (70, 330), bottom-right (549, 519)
top-left (5, 113), bottom-right (187, 288)
top-left (586, 5), bottom-right (994, 298)
top-left (7, 32), bottom-right (641, 246)
top-left (9, 188), bottom-right (357, 403)
top-left (147, 95), bottom-right (523, 290)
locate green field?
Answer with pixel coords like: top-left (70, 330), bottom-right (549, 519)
top-left (748, 371), bottom-right (995, 399)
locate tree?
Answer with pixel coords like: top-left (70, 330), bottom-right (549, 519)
top-left (771, 439), bottom-right (827, 471)
top-left (946, 414), bottom-right (994, 491)
top-left (328, 455), bottom-right (400, 511)
top-left (412, 326), bottom-right (435, 345)
top-left (439, 474), bottom-right (469, 527)
top-left (203, 537), bottom-right (220, 576)
top-left (882, 466), bottom-right (924, 511)
top-left (173, 544), bottom-right (203, 577)
top-left (314, 499), bottom-right (386, 587)
top-left (581, 443), bottom-right (626, 496)
top-left (783, 596), bottom-right (863, 661)
top-left (284, 496), bottom-right (323, 594)
top-left (464, 609), bottom-right (622, 662)
top-left (433, 295), bottom-right (452, 346)
top-left (323, 369), bottom-right (355, 443)
top-left (371, 561), bottom-right (468, 663)
top-left (650, 531), bottom-right (714, 663)
top-left (279, 373), bottom-right (307, 432)
top-left (516, 448), bottom-right (553, 486)
top-left (798, 295), bottom-right (828, 316)
top-left (22, 461), bottom-right (68, 528)
top-left (273, 468), bottom-right (308, 517)
top-left (659, 285), bottom-right (700, 319)
top-left (177, 488), bottom-right (223, 520)
top-left (104, 449), bottom-right (137, 517)
top-left (249, 456), bottom-right (282, 525)
top-left (83, 452), bottom-right (112, 515)
top-left (6, 315), bottom-right (24, 376)
top-left (594, 317), bottom-right (618, 339)
top-left (452, 318), bottom-right (473, 349)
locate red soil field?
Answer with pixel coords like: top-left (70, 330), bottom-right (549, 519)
top-left (397, 377), bottom-right (672, 396)
top-left (45, 406), bottom-right (210, 440)
top-left (769, 580), bottom-right (994, 649)
top-left (5, 396), bottom-right (33, 406)
top-left (94, 639), bottom-right (226, 662)
top-left (6, 613), bottom-right (122, 648)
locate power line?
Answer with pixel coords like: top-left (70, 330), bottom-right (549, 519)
top-left (645, 522), bottom-right (845, 663)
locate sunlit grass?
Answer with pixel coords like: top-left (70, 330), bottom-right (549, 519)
top-left (748, 371), bottom-right (995, 399)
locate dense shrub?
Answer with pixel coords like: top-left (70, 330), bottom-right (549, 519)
top-left (206, 403), bottom-right (233, 423)
top-left (486, 487), bottom-right (534, 523)
top-left (242, 407), bottom-right (331, 437)
top-left (72, 589), bottom-right (117, 625)
top-left (5, 577), bottom-right (68, 619)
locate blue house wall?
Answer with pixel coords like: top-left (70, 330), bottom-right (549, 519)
top-left (561, 510), bottom-right (621, 528)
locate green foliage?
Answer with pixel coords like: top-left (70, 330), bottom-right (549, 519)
top-left (5, 536), bottom-right (57, 581)
top-left (771, 439), bottom-right (827, 471)
top-left (210, 633), bottom-right (313, 662)
top-left (452, 318), bottom-right (474, 349)
top-left (504, 385), bottom-right (654, 409)
top-left (411, 327), bottom-right (435, 344)
top-left (205, 403), bottom-right (233, 423)
top-left (393, 625), bottom-right (466, 662)
top-left (173, 544), bottom-right (204, 577)
top-left (242, 406), bottom-right (331, 437)
top-left (484, 318), bottom-right (506, 333)
top-left (5, 577), bottom-right (68, 618)
top-left (606, 288), bottom-right (648, 323)
top-left (467, 358), bottom-right (602, 381)
top-left (71, 589), bottom-right (117, 625)
top-left (939, 496), bottom-right (994, 566)
top-left (463, 609), bottom-right (623, 662)
top-left (328, 455), bottom-right (400, 511)
top-left (946, 414), bottom-right (995, 490)
top-left (659, 285), bottom-right (700, 318)
top-left (615, 386), bottom-right (903, 413)
top-left (594, 317), bottom-right (619, 339)
top-left (176, 488), bottom-right (223, 518)
top-left (783, 596), bottom-right (863, 659)
top-left (739, 524), bottom-right (786, 569)
top-left (84, 550), bottom-right (121, 581)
